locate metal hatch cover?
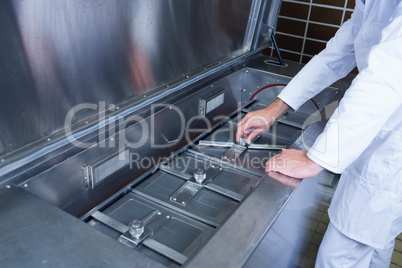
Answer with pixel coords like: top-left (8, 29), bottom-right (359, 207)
top-left (88, 193), bottom-right (215, 266)
top-left (0, 0), bottom-right (283, 162)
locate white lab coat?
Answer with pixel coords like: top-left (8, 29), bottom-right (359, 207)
top-left (278, 0), bottom-right (402, 249)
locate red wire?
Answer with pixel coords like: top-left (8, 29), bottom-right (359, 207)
top-left (309, 98), bottom-right (320, 111)
top-left (249, 83), bottom-right (320, 111)
top-left (249, 84), bottom-right (287, 101)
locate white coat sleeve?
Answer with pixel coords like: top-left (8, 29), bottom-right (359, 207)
top-left (278, 1), bottom-right (364, 110)
top-left (307, 6), bottom-right (402, 173)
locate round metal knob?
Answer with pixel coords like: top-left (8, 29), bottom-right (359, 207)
top-left (129, 220), bottom-right (144, 239)
top-left (239, 134), bottom-right (248, 146)
top-left (193, 168), bottom-right (206, 184)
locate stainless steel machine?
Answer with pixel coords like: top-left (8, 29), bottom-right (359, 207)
top-left (0, 1), bottom-right (350, 267)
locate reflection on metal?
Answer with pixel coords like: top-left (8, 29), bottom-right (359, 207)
top-left (1, 0), bottom-right (260, 159)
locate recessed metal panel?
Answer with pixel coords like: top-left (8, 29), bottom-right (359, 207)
top-left (133, 170), bottom-right (238, 227)
top-left (89, 193), bottom-right (215, 265)
top-left (161, 152), bottom-right (261, 201)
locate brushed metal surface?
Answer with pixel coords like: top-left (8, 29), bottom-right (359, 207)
top-left (0, 187), bottom-right (164, 267)
top-left (186, 173), bottom-right (300, 267)
top-left (1, 0), bottom-right (260, 160)
top-left (0, 1), bottom-right (353, 266)
top-left (6, 59), bottom-right (340, 218)
top-left (0, 57), bottom-right (347, 266)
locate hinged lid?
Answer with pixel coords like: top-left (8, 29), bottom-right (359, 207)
top-left (0, 0), bottom-right (282, 174)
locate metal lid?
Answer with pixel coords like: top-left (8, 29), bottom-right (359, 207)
top-left (0, 0), bottom-right (281, 177)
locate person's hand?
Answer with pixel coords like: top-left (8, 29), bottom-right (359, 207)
top-left (265, 149), bottom-right (324, 179)
top-left (236, 98), bottom-right (291, 144)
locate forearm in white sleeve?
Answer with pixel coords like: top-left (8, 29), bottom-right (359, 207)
top-left (278, 1), bottom-right (364, 110)
top-left (307, 11), bottom-right (402, 173)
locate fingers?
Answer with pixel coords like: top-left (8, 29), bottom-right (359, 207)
top-left (265, 153), bottom-right (285, 174)
top-left (265, 150), bottom-right (294, 176)
top-left (265, 149), bottom-right (322, 179)
top-left (236, 99), bottom-right (290, 142)
top-left (236, 113), bottom-right (253, 141)
top-left (246, 129), bottom-right (263, 144)
top-left (236, 113), bottom-right (272, 142)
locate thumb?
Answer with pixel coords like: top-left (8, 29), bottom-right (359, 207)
top-left (247, 129), bottom-right (263, 144)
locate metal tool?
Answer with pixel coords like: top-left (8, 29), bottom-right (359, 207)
top-left (239, 133), bottom-right (248, 147)
top-left (198, 133), bottom-right (286, 164)
top-left (198, 138), bottom-right (286, 150)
